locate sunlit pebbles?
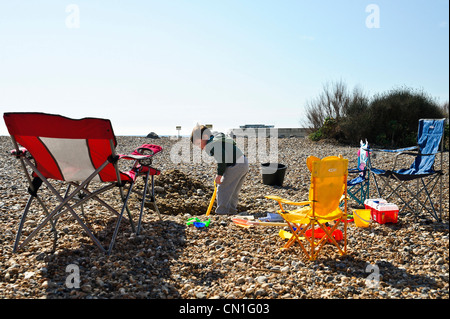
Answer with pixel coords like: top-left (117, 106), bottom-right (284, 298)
top-left (0, 136), bottom-right (448, 299)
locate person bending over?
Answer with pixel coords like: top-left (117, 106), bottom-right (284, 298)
top-left (191, 124), bottom-right (248, 215)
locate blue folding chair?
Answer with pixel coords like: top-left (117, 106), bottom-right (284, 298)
top-left (347, 140), bottom-right (371, 207)
top-left (368, 119), bottom-right (445, 222)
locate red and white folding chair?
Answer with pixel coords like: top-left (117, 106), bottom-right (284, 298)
top-left (3, 112), bottom-right (162, 254)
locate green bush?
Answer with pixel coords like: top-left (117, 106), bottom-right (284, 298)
top-left (308, 117), bottom-right (343, 142)
top-left (306, 84), bottom-right (447, 148)
top-left (365, 87), bottom-right (444, 147)
top-left (338, 96), bottom-right (370, 144)
top-left (309, 130), bottom-right (323, 141)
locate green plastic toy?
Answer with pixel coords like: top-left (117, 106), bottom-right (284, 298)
top-left (186, 217), bottom-right (211, 228)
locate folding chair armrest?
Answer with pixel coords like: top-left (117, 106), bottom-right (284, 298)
top-left (390, 149), bottom-right (439, 170)
top-left (119, 153), bottom-right (159, 172)
top-left (366, 146), bottom-right (419, 171)
top-left (265, 195), bottom-right (311, 206)
top-left (348, 167), bottom-right (368, 175)
top-left (392, 151), bottom-right (410, 170)
top-left (118, 153), bottom-right (153, 161)
top-left (121, 144), bottom-right (163, 167)
top-left (414, 151), bottom-right (444, 156)
top-left (10, 147), bottom-right (29, 157)
top-left (131, 144), bottom-right (163, 156)
top-left (282, 200), bottom-right (312, 206)
top-left (365, 145), bottom-right (418, 154)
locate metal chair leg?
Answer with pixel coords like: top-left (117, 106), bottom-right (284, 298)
top-left (108, 182), bottom-right (135, 255)
top-left (136, 171), bottom-right (150, 235)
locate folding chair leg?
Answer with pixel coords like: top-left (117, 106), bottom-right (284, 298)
top-left (14, 192), bottom-right (62, 253)
top-left (150, 175), bottom-right (162, 220)
top-left (284, 222), bottom-right (310, 259)
top-left (374, 175), bottom-right (418, 214)
top-left (137, 173), bottom-right (163, 235)
top-left (36, 195), bottom-right (60, 250)
top-left (68, 206), bottom-right (106, 252)
top-left (420, 178), bottom-right (441, 222)
top-left (363, 182), bottom-right (370, 205)
top-left (13, 195), bottom-right (33, 253)
top-left (55, 183), bottom-right (73, 225)
top-left (344, 218), bottom-right (348, 254)
top-left (110, 146), bottom-right (135, 233)
top-left (371, 173), bottom-right (384, 198)
top-left (391, 175), bottom-right (441, 221)
top-left (68, 182), bottom-right (120, 218)
top-left (18, 157), bottom-right (110, 253)
top-left (318, 221), bottom-right (345, 255)
top-left (108, 180), bottom-right (135, 255)
top-left (371, 170), bottom-right (442, 222)
top-left (116, 183), bottom-right (135, 233)
top-left (310, 222), bottom-right (315, 260)
top-left (137, 171), bottom-right (150, 235)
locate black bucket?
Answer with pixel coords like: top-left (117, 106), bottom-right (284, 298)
top-left (261, 163), bottom-right (287, 186)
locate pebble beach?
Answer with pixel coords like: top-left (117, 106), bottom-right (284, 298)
top-left (0, 135), bottom-right (448, 300)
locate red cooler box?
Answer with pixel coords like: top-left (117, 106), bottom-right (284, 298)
top-left (364, 199), bottom-right (399, 224)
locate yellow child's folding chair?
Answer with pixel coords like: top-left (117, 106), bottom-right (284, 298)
top-left (266, 155), bottom-right (349, 261)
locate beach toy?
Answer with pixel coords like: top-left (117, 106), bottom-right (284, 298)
top-left (186, 180), bottom-right (216, 229)
top-left (258, 212), bottom-right (285, 222)
top-left (279, 229), bottom-right (292, 240)
top-left (231, 218), bottom-right (287, 228)
top-left (205, 181), bottom-right (217, 216)
top-left (340, 214), bottom-right (354, 223)
top-left (279, 226), bottom-right (342, 242)
top-left (353, 209), bottom-right (371, 228)
top-left (279, 229), bottom-right (307, 240)
top-left (278, 229), bottom-right (306, 240)
top-left (305, 227), bottom-right (343, 242)
top-left (186, 217), bottom-right (211, 228)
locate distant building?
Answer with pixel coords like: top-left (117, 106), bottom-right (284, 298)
top-left (239, 124), bottom-right (275, 129)
top-left (230, 125), bottom-right (309, 138)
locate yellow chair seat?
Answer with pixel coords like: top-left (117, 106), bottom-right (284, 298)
top-left (280, 206), bottom-right (344, 224)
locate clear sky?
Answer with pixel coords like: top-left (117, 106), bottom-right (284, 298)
top-left (1, 0), bottom-right (448, 136)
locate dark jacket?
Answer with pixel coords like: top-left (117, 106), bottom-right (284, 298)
top-left (204, 133), bottom-right (244, 175)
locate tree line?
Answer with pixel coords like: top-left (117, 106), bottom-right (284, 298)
top-left (304, 80), bottom-right (449, 149)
